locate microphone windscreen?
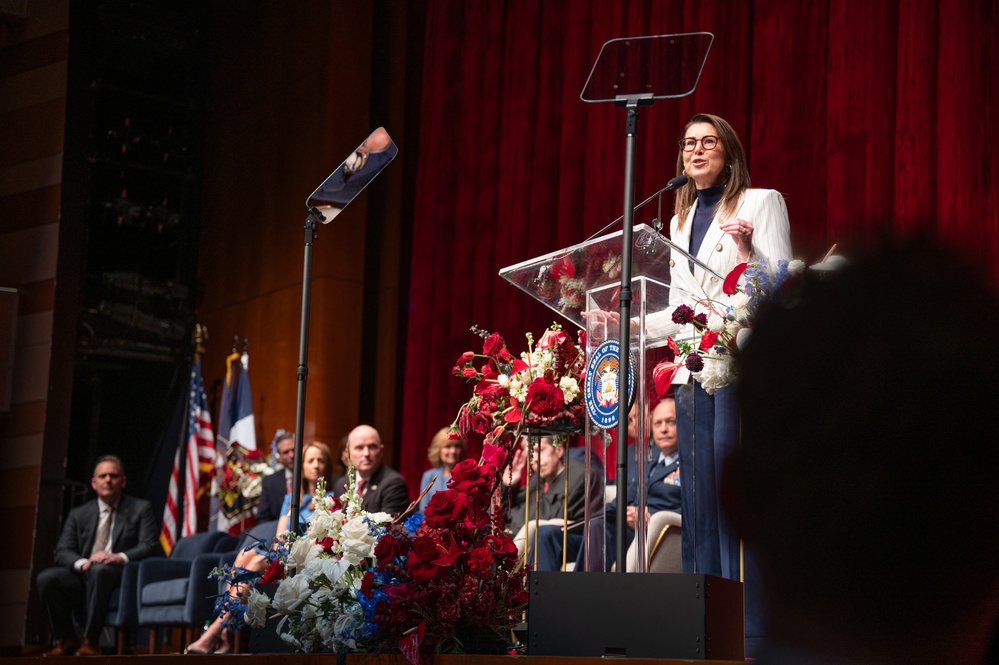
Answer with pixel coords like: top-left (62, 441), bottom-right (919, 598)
top-left (665, 175), bottom-right (689, 191)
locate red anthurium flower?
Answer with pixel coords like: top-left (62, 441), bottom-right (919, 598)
top-left (550, 254), bottom-right (575, 280)
top-left (723, 263), bottom-right (748, 295)
top-left (511, 358), bottom-right (529, 373)
top-left (652, 361), bottom-right (683, 399)
top-left (504, 406), bottom-right (522, 423)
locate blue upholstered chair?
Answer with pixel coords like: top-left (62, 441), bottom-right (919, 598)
top-left (102, 560), bottom-right (140, 654)
top-left (135, 531), bottom-right (238, 652)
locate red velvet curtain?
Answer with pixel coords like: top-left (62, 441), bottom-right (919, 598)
top-left (398, 0), bottom-right (998, 493)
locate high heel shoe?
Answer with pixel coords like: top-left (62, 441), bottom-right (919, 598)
top-left (184, 634), bottom-right (220, 654)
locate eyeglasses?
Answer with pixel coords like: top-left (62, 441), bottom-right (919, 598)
top-left (679, 135), bottom-right (719, 152)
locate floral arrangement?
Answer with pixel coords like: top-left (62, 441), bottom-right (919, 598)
top-left (654, 258), bottom-right (804, 395)
top-left (450, 323), bottom-right (587, 443)
top-left (240, 458), bottom-right (528, 663)
top-left (533, 247), bottom-right (622, 315)
top-left (214, 443), bottom-right (275, 506)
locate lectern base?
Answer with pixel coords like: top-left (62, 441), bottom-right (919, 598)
top-left (527, 571), bottom-right (744, 660)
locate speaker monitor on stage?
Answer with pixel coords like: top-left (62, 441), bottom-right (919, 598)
top-left (527, 571), bottom-right (744, 660)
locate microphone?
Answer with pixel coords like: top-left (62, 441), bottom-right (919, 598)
top-left (664, 174), bottom-right (688, 191)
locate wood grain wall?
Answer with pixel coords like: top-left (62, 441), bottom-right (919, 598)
top-left (0, 0), bottom-right (69, 651)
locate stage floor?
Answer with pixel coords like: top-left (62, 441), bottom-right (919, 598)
top-left (15, 654), bottom-right (747, 664)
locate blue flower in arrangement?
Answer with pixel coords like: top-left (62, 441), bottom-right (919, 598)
top-left (404, 513), bottom-right (424, 535)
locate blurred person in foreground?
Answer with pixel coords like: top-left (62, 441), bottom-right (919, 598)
top-left (723, 235), bottom-right (999, 664)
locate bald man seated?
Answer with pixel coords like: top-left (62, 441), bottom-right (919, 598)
top-left (330, 425), bottom-right (410, 516)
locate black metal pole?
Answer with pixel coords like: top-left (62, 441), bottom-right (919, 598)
top-left (290, 208), bottom-right (324, 531)
top-left (615, 101), bottom-right (641, 572)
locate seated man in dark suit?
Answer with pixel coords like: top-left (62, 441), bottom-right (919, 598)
top-left (256, 429), bottom-right (295, 522)
top-left (503, 436), bottom-right (602, 566)
top-left (330, 424), bottom-right (409, 516)
top-left (536, 397), bottom-right (682, 572)
top-left (36, 455), bottom-right (158, 656)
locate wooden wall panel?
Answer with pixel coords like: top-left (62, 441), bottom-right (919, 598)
top-left (0, 184), bottom-right (61, 234)
top-left (0, 0), bottom-right (69, 649)
top-left (197, 1), bottom-right (378, 462)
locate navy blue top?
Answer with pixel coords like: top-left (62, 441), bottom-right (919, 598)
top-left (688, 183), bottom-right (726, 258)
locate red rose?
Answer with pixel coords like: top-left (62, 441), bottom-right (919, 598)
top-left (462, 366), bottom-right (478, 378)
top-left (424, 489), bottom-right (468, 527)
top-left (246, 448), bottom-right (264, 460)
top-left (259, 557), bottom-right (285, 584)
top-left (406, 537), bottom-right (441, 581)
top-left (482, 534), bottom-right (519, 562)
top-left (471, 409), bottom-right (492, 434)
top-left (374, 533), bottom-right (411, 567)
top-left (457, 351), bottom-right (474, 364)
top-left (526, 377), bottom-right (565, 416)
top-left (449, 459), bottom-right (490, 495)
top-left (482, 333), bottom-right (504, 356)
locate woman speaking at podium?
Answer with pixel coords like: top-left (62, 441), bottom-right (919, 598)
top-left (665, 113), bottom-right (790, 611)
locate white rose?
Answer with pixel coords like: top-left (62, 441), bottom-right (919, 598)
top-left (707, 313), bottom-right (725, 332)
top-left (497, 374), bottom-right (510, 388)
top-left (272, 574), bottom-right (312, 613)
top-left (788, 259), bottom-right (805, 274)
top-left (243, 587), bottom-right (270, 628)
top-left (286, 536), bottom-right (318, 573)
top-left (730, 292), bottom-right (750, 310)
top-left (340, 517), bottom-right (377, 565)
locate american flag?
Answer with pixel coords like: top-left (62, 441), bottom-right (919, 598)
top-left (160, 354), bottom-right (215, 555)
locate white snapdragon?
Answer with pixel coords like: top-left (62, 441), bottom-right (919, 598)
top-left (558, 376), bottom-right (580, 402)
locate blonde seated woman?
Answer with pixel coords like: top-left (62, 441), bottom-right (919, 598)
top-left (184, 441), bottom-right (336, 654)
top-left (418, 428), bottom-right (466, 513)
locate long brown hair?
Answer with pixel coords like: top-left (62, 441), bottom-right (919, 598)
top-left (298, 440), bottom-right (336, 497)
top-left (673, 113), bottom-right (751, 231)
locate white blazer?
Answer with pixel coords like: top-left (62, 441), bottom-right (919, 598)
top-left (648, 187), bottom-right (791, 340)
